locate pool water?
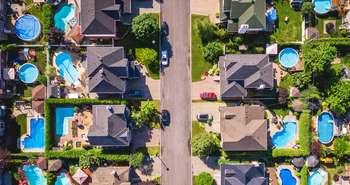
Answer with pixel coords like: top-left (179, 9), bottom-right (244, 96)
top-left (56, 107), bottom-right (75, 136)
top-left (308, 170), bottom-right (325, 185)
top-left (55, 172), bottom-right (72, 185)
top-left (317, 112), bottom-right (334, 144)
top-left (314, 0), bottom-right (331, 14)
top-left (54, 4), bottom-right (75, 32)
top-left (23, 165), bottom-right (46, 185)
top-left (279, 169), bottom-right (296, 185)
top-left (18, 63), bottom-right (39, 84)
top-left (272, 121), bottom-right (297, 148)
top-left (54, 52), bottom-right (79, 85)
top-left (15, 15), bottom-right (41, 41)
top-left (279, 48), bottom-right (299, 69)
top-left (22, 118), bottom-right (45, 149)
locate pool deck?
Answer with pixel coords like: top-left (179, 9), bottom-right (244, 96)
top-left (270, 114), bottom-right (299, 149)
top-left (277, 165), bottom-right (300, 185)
top-left (309, 168), bottom-right (328, 185)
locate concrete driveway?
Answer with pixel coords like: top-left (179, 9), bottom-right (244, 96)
top-left (192, 76), bottom-right (220, 100)
top-left (190, 0), bottom-right (220, 23)
top-left (191, 102), bottom-right (225, 133)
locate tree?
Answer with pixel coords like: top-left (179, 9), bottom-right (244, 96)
top-left (301, 85), bottom-right (320, 100)
top-left (132, 13), bottom-right (159, 42)
top-left (202, 42), bottom-right (223, 64)
top-left (46, 27), bottom-right (64, 44)
top-left (326, 80), bottom-right (350, 115)
top-left (197, 19), bottom-right (215, 44)
top-left (79, 153), bottom-right (101, 169)
top-left (130, 152), bottom-right (145, 168)
top-left (193, 172), bottom-right (214, 185)
top-left (301, 2), bottom-right (314, 16)
top-left (291, 72), bottom-right (312, 89)
top-left (303, 43), bottom-right (336, 75)
top-left (192, 133), bottom-right (219, 157)
top-left (42, 4), bottom-right (54, 35)
top-left (333, 137), bottom-right (349, 160)
top-left (131, 101), bottom-right (158, 128)
top-left (135, 48), bottom-right (159, 74)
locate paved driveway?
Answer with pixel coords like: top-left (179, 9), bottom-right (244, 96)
top-left (190, 0), bottom-right (220, 23)
top-left (191, 102), bottom-right (225, 133)
top-left (192, 76), bottom-right (220, 100)
top-left (192, 157), bottom-right (221, 185)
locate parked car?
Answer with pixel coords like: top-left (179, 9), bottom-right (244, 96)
top-left (161, 110), bottom-right (170, 126)
top-left (128, 90), bottom-right (143, 98)
top-left (161, 21), bottom-right (169, 36)
top-left (161, 50), bottom-right (169, 66)
top-left (196, 113), bottom-right (213, 122)
top-left (0, 120), bottom-right (5, 137)
top-left (0, 106), bottom-right (5, 119)
top-left (200, 92), bottom-right (217, 101)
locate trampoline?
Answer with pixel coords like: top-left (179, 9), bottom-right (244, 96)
top-left (15, 15), bottom-right (41, 41)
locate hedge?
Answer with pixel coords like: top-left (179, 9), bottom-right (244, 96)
top-left (44, 98), bottom-right (128, 152)
top-left (300, 165), bottom-right (308, 185)
top-left (272, 111), bottom-right (311, 158)
top-left (308, 38), bottom-right (350, 51)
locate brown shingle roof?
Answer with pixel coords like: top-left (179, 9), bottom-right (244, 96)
top-left (32, 85), bottom-right (46, 100)
top-left (220, 105), bottom-right (267, 151)
top-left (32, 100), bottom-right (44, 114)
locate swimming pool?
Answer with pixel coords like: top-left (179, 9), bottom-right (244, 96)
top-left (317, 112), bottom-right (334, 144)
top-left (18, 63), bottom-right (39, 84)
top-left (56, 107), bottom-right (75, 136)
top-left (313, 0), bottom-right (332, 14)
top-left (308, 170), bottom-right (326, 185)
top-left (272, 121), bottom-right (297, 148)
top-left (279, 48), bottom-right (299, 69)
top-left (22, 118), bottom-right (45, 150)
top-left (54, 51), bottom-right (79, 85)
top-left (15, 15), bottom-right (41, 41)
top-left (279, 168), bottom-right (297, 185)
top-left (54, 4), bottom-right (75, 32)
top-left (55, 172), bottom-right (72, 185)
top-left (23, 165), bottom-right (46, 185)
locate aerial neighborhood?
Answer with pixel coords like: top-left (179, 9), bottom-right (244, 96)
top-left (0, 0), bottom-right (349, 185)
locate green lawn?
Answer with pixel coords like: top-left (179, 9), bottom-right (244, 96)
top-left (272, 0), bottom-right (302, 42)
top-left (16, 114), bottom-right (27, 136)
top-left (316, 16), bottom-right (342, 37)
top-left (192, 15), bottom-right (213, 82)
top-left (192, 121), bottom-right (206, 137)
top-left (341, 54), bottom-right (350, 68)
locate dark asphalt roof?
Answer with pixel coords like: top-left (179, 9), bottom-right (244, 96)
top-left (292, 157), bottom-right (305, 168)
top-left (221, 163), bottom-right (267, 185)
top-left (88, 105), bottom-right (130, 147)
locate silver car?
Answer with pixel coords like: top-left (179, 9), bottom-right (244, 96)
top-left (196, 113), bottom-right (213, 122)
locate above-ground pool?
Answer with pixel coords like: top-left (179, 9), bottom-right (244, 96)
top-left (56, 107), bottom-right (75, 136)
top-left (272, 121), bottom-right (297, 148)
top-left (18, 63), bottom-right (39, 84)
top-left (279, 48), bottom-right (299, 69)
top-left (15, 15), bottom-right (41, 41)
top-left (54, 51), bottom-right (79, 85)
top-left (279, 168), bottom-right (297, 185)
top-left (308, 170), bottom-right (326, 185)
top-left (55, 172), bottom-right (72, 185)
top-left (317, 112), bottom-right (334, 144)
top-left (313, 0), bottom-right (332, 14)
top-left (22, 118), bottom-right (45, 150)
top-left (54, 4), bottom-right (75, 32)
top-left (23, 165), bottom-right (46, 185)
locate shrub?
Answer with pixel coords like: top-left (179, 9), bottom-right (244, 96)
top-left (132, 13), bottom-right (159, 42)
top-left (129, 151), bottom-right (145, 168)
top-left (135, 48), bottom-right (159, 75)
top-left (326, 80), bottom-right (350, 115)
top-left (333, 137), bottom-right (349, 160)
top-left (192, 133), bottom-right (219, 157)
top-left (16, 114), bottom-right (27, 136)
top-left (79, 153), bottom-right (101, 169)
top-left (197, 19), bottom-right (215, 44)
top-left (300, 165), bottom-right (308, 185)
top-left (193, 172), bottom-right (214, 185)
top-left (202, 42), bottom-right (223, 64)
top-left (132, 100), bottom-right (158, 128)
top-left (46, 172), bottom-right (56, 185)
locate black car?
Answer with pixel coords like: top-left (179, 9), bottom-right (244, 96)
top-left (161, 22), bottom-right (169, 36)
top-left (161, 110), bottom-right (170, 126)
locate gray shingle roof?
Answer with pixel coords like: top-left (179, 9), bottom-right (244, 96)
top-left (221, 163), bottom-right (267, 185)
top-left (88, 105), bottom-right (130, 147)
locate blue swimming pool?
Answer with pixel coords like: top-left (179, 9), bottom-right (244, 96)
top-left (55, 172), bottom-right (72, 185)
top-left (272, 121), bottom-right (297, 148)
top-left (279, 48), bottom-right (299, 69)
top-left (22, 118), bottom-right (45, 150)
top-left (54, 51), bottom-right (79, 85)
top-left (18, 63), bottom-right (39, 84)
top-left (54, 4), bottom-right (75, 32)
top-left (279, 169), bottom-right (296, 185)
top-left (15, 15), bottom-right (41, 41)
top-left (313, 0), bottom-right (332, 14)
top-left (23, 165), bottom-right (46, 185)
top-left (56, 107), bottom-right (75, 136)
top-left (308, 170), bottom-right (325, 185)
top-left (317, 112), bottom-right (334, 144)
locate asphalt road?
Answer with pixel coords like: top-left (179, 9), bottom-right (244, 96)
top-left (160, 0), bottom-right (191, 184)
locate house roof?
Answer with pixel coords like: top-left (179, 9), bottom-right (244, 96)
top-left (221, 163), bottom-right (267, 185)
top-left (36, 157), bottom-right (47, 170)
top-left (219, 54), bottom-right (274, 99)
top-left (220, 105), bottom-right (267, 151)
top-left (32, 100), bottom-right (44, 115)
top-left (81, 0), bottom-right (120, 36)
top-left (32, 85), bottom-right (46, 100)
top-left (48, 159), bottom-right (63, 172)
top-left (292, 157), bottom-right (305, 168)
top-left (91, 166), bottom-right (130, 185)
top-left (87, 47), bottom-right (130, 94)
top-left (88, 105), bottom-right (130, 147)
top-left (292, 99), bottom-right (303, 112)
top-left (306, 155), bottom-right (319, 168)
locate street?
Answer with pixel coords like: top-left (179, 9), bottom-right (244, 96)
top-left (160, 0), bottom-right (191, 184)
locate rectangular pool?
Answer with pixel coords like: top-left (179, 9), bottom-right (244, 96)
top-left (22, 118), bottom-right (45, 150)
top-left (55, 107), bottom-right (75, 136)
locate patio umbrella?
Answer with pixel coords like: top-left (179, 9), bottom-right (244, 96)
top-left (73, 168), bottom-right (88, 185)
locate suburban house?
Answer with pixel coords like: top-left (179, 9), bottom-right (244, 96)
top-left (219, 105), bottom-right (267, 151)
top-left (87, 105), bottom-right (131, 147)
top-left (0, 51), bottom-right (16, 99)
top-left (219, 54), bottom-right (274, 100)
top-left (221, 163), bottom-right (267, 185)
top-left (85, 46), bottom-right (139, 97)
top-left (219, 0), bottom-right (267, 33)
top-left (0, 0), bottom-right (8, 41)
top-left (80, 0), bottom-right (132, 38)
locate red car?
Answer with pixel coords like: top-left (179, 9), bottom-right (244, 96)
top-left (200, 92), bottom-right (217, 101)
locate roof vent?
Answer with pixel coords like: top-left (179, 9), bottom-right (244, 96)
top-left (224, 113), bottom-right (235, 119)
top-left (99, 68), bottom-right (105, 76)
top-left (257, 83), bottom-right (265, 90)
top-left (225, 169), bottom-right (235, 177)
